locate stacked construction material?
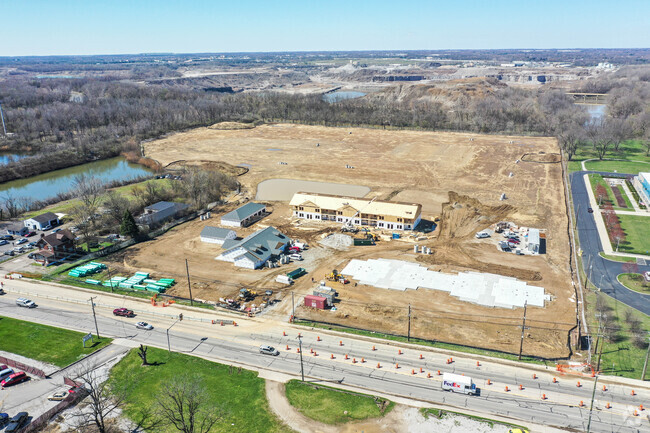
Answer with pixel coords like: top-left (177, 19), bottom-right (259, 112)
top-left (99, 272), bottom-right (176, 293)
top-left (68, 262), bottom-right (107, 278)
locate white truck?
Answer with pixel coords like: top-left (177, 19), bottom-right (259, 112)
top-left (441, 373), bottom-right (478, 395)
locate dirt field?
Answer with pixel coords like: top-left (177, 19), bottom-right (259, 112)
top-left (134, 124), bottom-right (574, 358)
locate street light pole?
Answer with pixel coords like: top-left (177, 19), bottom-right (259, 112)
top-left (297, 334), bottom-right (304, 381)
top-left (89, 296), bottom-right (100, 339)
top-left (167, 319), bottom-right (179, 352)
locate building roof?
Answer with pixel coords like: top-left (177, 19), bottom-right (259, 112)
top-left (145, 201), bottom-right (179, 212)
top-left (7, 222), bottom-right (25, 231)
top-left (220, 226), bottom-right (287, 263)
top-left (38, 230), bottom-right (74, 248)
top-left (289, 192), bottom-right (421, 220)
top-left (528, 228), bottom-right (540, 245)
top-left (221, 202), bottom-right (265, 222)
top-left (200, 226), bottom-right (235, 240)
top-left (27, 212), bottom-right (59, 224)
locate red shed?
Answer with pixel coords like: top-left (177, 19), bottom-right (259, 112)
top-left (304, 295), bottom-right (327, 310)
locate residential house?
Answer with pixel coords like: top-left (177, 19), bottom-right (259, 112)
top-left (24, 212), bottom-right (60, 231)
top-left (33, 230), bottom-right (76, 265)
top-left (139, 201), bottom-right (189, 226)
top-left (221, 202), bottom-right (266, 227)
top-left (216, 226), bottom-right (288, 269)
top-left (200, 226), bottom-right (237, 245)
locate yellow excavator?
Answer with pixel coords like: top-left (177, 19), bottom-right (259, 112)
top-left (325, 269), bottom-right (350, 284)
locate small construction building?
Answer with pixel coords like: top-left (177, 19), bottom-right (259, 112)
top-left (33, 230), bottom-right (76, 265)
top-left (216, 226), bottom-right (288, 269)
top-left (24, 212), bottom-right (59, 231)
top-left (138, 201), bottom-right (189, 226)
top-left (200, 226), bottom-right (237, 245)
top-left (6, 222), bottom-right (29, 236)
top-left (221, 202), bottom-right (266, 227)
top-left (289, 192), bottom-right (421, 231)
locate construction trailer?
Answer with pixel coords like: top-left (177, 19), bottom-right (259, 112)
top-left (304, 295), bottom-right (327, 309)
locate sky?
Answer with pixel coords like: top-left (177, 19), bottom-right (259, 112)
top-left (2, 0), bottom-right (649, 56)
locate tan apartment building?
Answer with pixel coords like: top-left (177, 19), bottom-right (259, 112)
top-left (289, 192), bottom-right (422, 231)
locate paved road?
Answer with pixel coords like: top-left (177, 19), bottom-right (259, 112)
top-left (1, 289), bottom-right (648, 433)
top-left (570, 171), bottom-right (650, 315)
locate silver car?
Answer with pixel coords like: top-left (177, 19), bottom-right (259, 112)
top-left (135, 322), bottom-right (153, 330)
top-left (259, 345), bottom-right (279, 356)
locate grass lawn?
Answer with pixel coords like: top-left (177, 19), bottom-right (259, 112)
top-left (77, 241), bottom-right (113, 253)
top-left (598, 252), bottom-right (638, 263)
top-left (618, 273), bottom-right (650, 295)
top-left (568, 139), bottom-right (650, 173)
top-left (0, 315), bottom-right (111, 367)
top-left (615, 214), bottom-right (650, 255)
top-left (587, 174), bottom-right (631, 210)
top-left (109, 347), bottom-right (292, 433)
top-left (585, 160), bottom-right (650, 175)
top-left (284, 380), bottom-right (393, 424)
top-left (20, 178), bottom-right (172, 220)
top-left (585, 290), bottom-right (650, 379)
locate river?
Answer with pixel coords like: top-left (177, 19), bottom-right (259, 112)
top-left (583, 104), bottom-right (606, 121)
top-left (0, 157), bottom-right (153, 203)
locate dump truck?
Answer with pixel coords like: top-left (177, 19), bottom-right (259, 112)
top-left (441, 373), bottom-right (478, 395)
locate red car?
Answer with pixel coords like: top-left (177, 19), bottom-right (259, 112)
top-left (113, 308), bottom-right (135, 317)
top-left (508, 239), bottom-right (521, 245)
top-left (24, 231), bottom-right (36, 237)
top-left (288, 246), bottom-right (301, 252)
top-left (1, 371), bottom-right (28, 388)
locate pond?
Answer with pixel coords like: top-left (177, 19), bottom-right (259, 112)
top-left (0, 157), bottom-right (154, 203)
top-left (323, 91), bottom-right (366, 103)
top-left (256, 178), bottom-right (370, 201)
top-left (0, 151), bottom-right (30, 165)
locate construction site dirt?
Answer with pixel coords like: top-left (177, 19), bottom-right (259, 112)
top-left (122, 123), bottom-right (575, 358)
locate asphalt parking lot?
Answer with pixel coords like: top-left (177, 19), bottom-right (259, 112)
top-left (0, 226), bottom-right (68, 265)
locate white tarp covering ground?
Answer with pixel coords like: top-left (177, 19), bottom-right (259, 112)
top-left (341, 258), bottom-right (549, 309)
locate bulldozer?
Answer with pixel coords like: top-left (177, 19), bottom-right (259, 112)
top-left (238, 288), bottom-right (257, 302)
top-left (325, 269), bottom-right (350, 284)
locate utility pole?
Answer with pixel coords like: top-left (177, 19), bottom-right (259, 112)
top-left (586, 374), bottom-right (599, 433)
top-left (167, 319), bottom-right (180, 352)
top-left (407, 304), bottom-right (411, 342)
top-left (297, 333), bottom-right (304, 381)
top-left (107, 267), bottom-right (114, 293)
top-left (518, 301), bottom-right (528, 360)
top-left (291, 292), bottom-right (295, 318)
top-left (642, 333), bottom-right (650, 381)
top-left (185, 259), bottom-right (193, 306)
top-left (595, 313), bottom-right (605, 372)
top-left (89, 297), bottom-right (100, 339)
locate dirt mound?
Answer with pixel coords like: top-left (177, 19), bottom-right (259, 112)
top-left (521, 152), bottom-right (561, 163)
top-left (207, 121), bottom-right (256, 130)
top-left (367, 79), bottom-right (506, 106)
top-left (166, 160), bottom-right (248, 176)
top-left (437, 192), bottom-right (513, 240)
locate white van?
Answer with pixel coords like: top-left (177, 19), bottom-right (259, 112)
top-left (289, 253), bottom-right (303, 261)
top-left (442, 373), bottom-right (478, 395)
top-left (16, 298), bottom-right (36, 308)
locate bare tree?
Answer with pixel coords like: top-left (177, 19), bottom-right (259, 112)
top-left (1, 194), bottom-right (21, 218)
top-left (103, 189), bottom-right (130, 225)
top-left (157, 374), bottom-right (223, 433)
top-left (586, 119), bottom-right (614, 160)
top-left (70, 204), bottom-right (95, 251)
top-left (73, 174), bottom-right (105, 212)
top-left (138, 344), bottom-right (149, 366)
top-left (72, 364), bottom-right (128, 433)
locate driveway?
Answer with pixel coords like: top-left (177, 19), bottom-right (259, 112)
top-left (570, 171), bottom-right (650, 315)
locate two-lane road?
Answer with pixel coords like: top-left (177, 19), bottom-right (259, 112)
top-left (570, 171), bottom-right (650, 315)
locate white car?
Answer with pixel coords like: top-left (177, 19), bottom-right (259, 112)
top-left (48, 391), bottom-right (69, 401)
top-left (135, 322), bottom-right (153, 330)
top-left (289, 254), bottom-right (303, 261)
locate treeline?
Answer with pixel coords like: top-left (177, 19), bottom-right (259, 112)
top-left (1, 66), bottom-right (649, 183)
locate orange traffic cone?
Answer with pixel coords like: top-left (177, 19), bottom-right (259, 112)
top-left (297, 348), bottom-right (300, 353)
top-left (605, 402), bottom-right (611, 409)
top-left (505, 386), bottom-right (509, 392)
top-left (532, 373), bottom-right (537, 379)
top-left (437, 370), bottom-right (441, 375)
top-left (639, 404), bottom-right (644, 411)
top-left (361, 358), bottom-right (365, 363)
top-left (398, 349), bottom-right (402, 355)
top-left (345, 354), bottom-right (349, 360)
top-left (339, 340), bottom-right (343, 346)
top-left (411, 369), bottom-right (415, 375)
top-left (395, 363), bottom-right (399, 369)
top-left (377, 362), bottom-right (381, 368)
top-left (313, 351), bottom-right (317, 357)
top-left (553, 377), bottom-right (557, 383)
top-left (331, 354), bottom-right (334, 359)
top-left (519, 384), bottom-right (523, 390)
top-left (542, 394), bottom-right (547, 400)
top-left (476, 361), bottom-right (480, 367)
top-left (353, 358), bottom-right (357, 364)
top-left (317, 336), bottom-right (321, 341)
top-left (420, 367), bottom-right (423, 373)
top-left (602, 385), bottom-right (607, 391)
top-left (487, 379), bottom-right (491, 385)
top-left (372, 345), bottom-right (376, 351)
top-left (283, 331), bottom-right (287, 336)
top-left (427, 372), bottom-right (431, 378)
top-left (419, 354), bottom-right (423, 359)
top-left (286, 345), bottom-right (290, 350)
top-left (580, 401), bottom-right (584, 407)
top-left (577, 381), bottom-right (581, 388)
top-left (631, 389), bottom-right (636, 396)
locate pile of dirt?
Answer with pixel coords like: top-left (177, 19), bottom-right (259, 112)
top-left (166, 160), bottom-right (248, 176)
top-left (437, 191), bottom-right (513, 240)
top-left (207, 121), bottom-right (256, 130)
top-left (319, 233), bottom-right (353, 250)
top-left (275, 223), bottom-right (339, 244)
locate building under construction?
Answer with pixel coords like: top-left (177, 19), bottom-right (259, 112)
top-left (289, 192), bottom-right (422, 231)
